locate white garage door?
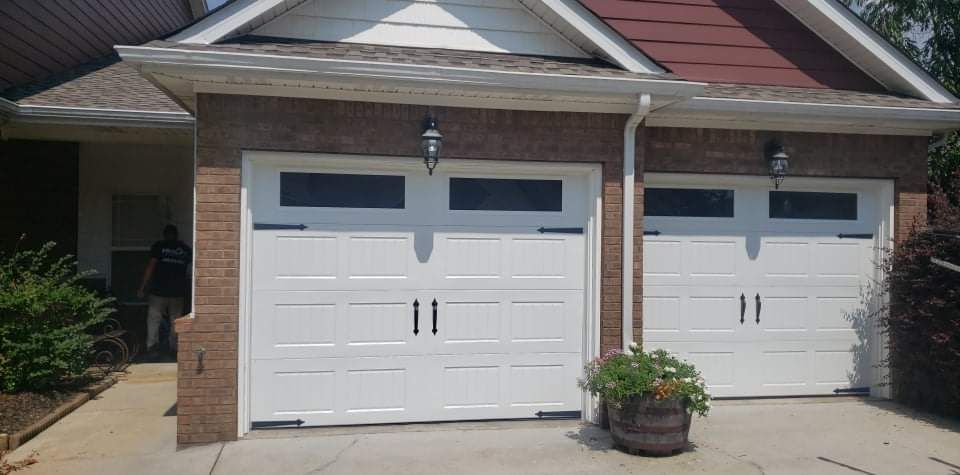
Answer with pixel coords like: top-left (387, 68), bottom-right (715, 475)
top-left (246, 156), bottom-right (592, 427)
top-left (643, 175), bottom-right (888, 397)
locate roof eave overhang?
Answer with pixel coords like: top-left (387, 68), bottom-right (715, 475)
top-left (117, 45), bottom-right (704, 101)
top-left (13, 105), bottom-right (194, 128)
top-left (650, 97), bottom-right (960, 136)
top-left (116, 46), bottom-right (960, 136)
top-left (0, 97), bottom-right (194, 129)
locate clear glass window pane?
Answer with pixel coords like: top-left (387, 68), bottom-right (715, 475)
top-left (450, 178), bottom-right (562, 211)
top-left (769, 191), bottom-right (857, 220)
top-left (644, 188), bottom-right (735, 218)
top-left (280, 172), bottom-right (405, 209)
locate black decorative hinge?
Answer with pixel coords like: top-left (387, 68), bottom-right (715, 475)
top-left (535, 410), bottom-right (582, 419)
top-left (251, 419), bottom-right (305, 429)
top-left (254, 223), bottom-right (308, 230)
top-left (837, 233), bottom-right (873, 239)
top-left (643, 230), bottom-right (661, 236)
top-left (833, 387), bottom-right (870, 395)
top-left (537, 227), bottom-right (583, 234)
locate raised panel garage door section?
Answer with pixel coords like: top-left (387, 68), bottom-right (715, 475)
top-left (643, 175), bottom-right (889, 398)
top-left (246, 156), bottom-right (591, 427)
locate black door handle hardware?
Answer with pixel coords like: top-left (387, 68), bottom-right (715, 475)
top-left (537, 227), bottom-right (583, 234)
top-left (644, 230), bottom-right (661, 236)
top-left (740, 293), bottom-right (746, 325)
top-left (837, 233), bottom-right (873, 239)
top-left (755, 293), bottom-right (762, 324)
top-left (413, 299), bottom-right (420, 335)
top-left (431, 299), bottom-right (438, 335)
top-left (253, 223), bottom-right (307, 230)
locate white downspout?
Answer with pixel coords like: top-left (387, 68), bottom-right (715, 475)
top-left (623, 93), bottom-right (651, 351)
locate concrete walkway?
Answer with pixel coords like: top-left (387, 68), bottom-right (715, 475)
top-left (11, 363), bottom-right (960, 474)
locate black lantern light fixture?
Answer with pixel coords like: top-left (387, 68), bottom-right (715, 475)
top-left (764, 140), bottom-right (789, 189)
top-left (420, 115), bottom-right (443, 175)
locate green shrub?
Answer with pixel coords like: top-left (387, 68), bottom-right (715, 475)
top-left (0, 241), bottom-right (114, 392)
top-left (579, 346), bottom-right (711, 416)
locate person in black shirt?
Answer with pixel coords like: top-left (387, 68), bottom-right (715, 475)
top-left (138, 224), bottom-right (192, 356)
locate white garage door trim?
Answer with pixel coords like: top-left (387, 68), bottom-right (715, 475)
top-left (236, 151), bottom-right (603, 436)
top-left (643, 173), bottom-right (894, 398)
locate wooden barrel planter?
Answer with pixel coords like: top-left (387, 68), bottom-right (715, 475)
top-left (607, 395), bottom-right (691, 456)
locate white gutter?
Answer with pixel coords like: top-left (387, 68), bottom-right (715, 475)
top-left (116, 46), bottom-right (706, 98)
top-left (0, 100), bottom-right (194, 129)
top-left (652, 96), bottom-right (960, 134)
top-left (622, 93), bottom-right (651, 352)
top-left (15, 105), bottom-right (194, 128)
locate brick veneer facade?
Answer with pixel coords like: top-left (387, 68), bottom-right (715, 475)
top-left (178, 93), bottom-right (927, 445)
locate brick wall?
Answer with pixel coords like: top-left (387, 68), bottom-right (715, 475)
top-left (181, 94), bottom-right (927, 445)
top-left (642, 128), bottom-right (929, 243)
top-left (181, 94), bottom-right (635, 444)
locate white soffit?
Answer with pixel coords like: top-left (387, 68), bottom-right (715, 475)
top-left (776, 0), bottom-right (957, 103)
top-left (252, 0), bottom-right (588, 58)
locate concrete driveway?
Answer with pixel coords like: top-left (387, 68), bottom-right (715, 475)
top-left (11, 363), bottom-right (960, 474)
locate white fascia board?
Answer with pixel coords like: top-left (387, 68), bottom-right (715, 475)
top-left (526, 0), bottom-right (664, 74)
top-left (651, 96), bottom-right (960, 135)
top-left (12, 104), bottom-right (194, 128)
top-left (117, 45), bottom-right (705, 98)
top-left (777, 0), bottom-right (957, 104)
top-left (168, 0), bottom-right (295, 44)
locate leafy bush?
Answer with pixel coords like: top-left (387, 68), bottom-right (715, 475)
top-left (884, 178), bottom-right (960, 417)
top-left (0, 241), bottom-right (114, 392)
top-left (579, 346), bottom-right (711, 416)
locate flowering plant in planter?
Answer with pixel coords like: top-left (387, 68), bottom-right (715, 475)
top-left (579, 346), bottom-right (711, 415)
top-left (579, 345), bottom-right (711, 455)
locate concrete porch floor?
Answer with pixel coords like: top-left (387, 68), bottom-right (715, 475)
top-left (10, 363), bottom-right (960, 474)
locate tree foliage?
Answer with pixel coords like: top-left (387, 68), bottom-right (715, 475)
top-left (844, 0), bottom-right (960, 191)
top-left (883, 176), bottom-right (960, 416)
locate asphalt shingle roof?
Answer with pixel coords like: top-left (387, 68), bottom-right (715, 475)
top-left (703, 83), bottom-right (960, 110)
top-left (1, 55), bottom-right (184, 113)
top-left (3, 36), bottom-right (956, 114)
top-left (147, 35), bottom-right (675, 80)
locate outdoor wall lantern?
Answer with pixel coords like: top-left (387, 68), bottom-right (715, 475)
top-left (420, 115), bottom-right (443, 175)
top-left (765, 140), bottom-right (789, 189)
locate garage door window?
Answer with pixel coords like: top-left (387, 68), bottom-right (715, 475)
top-left (280, 172), bottom-right (405, 209)
top-left (450, 178), bottom-right (562, 211)
top-left (769, 191), bottom-right (857, 220)
top-left (644, 188), bottom-right (734, 217)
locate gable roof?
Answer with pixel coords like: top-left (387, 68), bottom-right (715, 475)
top-left (164, 0), bottom-right (955, 103)
top-left (165, 0), bottom-right (664, 73)
top-left (775, 0), bottom-right (956, 103)
top-left (578, 0), bottom-right (883, 91)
